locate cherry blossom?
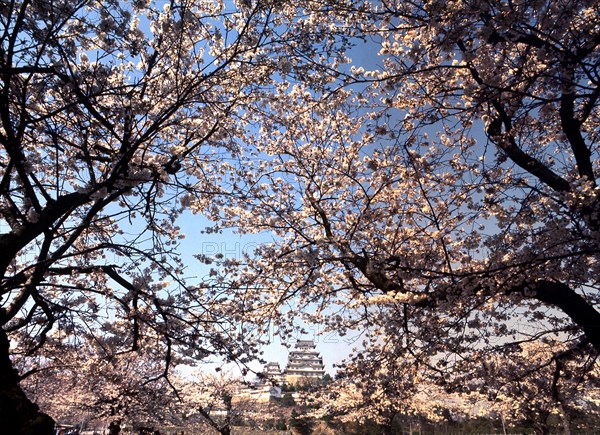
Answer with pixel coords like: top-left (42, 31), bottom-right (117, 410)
top-left (0, 0), bottom-right (352, 432)
top-left (202, 0), bottom-right (600, 429)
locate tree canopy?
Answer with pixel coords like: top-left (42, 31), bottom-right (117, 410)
top-left (2, 0), bottom-right (600, 433)
top-left (204, 0), bottom-right (600, 430)
top-left (0, 0), bottom-right (347, 431)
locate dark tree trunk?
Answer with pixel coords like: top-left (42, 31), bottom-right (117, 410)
top-left (532, 280), bottom-right (600, 351)
top-left (108, 420), bottom-right (121, 435)
top-left (534, 411), bottom-right (551, 435)
top-left (0, 329), bottom-right (54, 434)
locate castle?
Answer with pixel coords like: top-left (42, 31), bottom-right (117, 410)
top-left (233, 340), bottom-right (326, 404)
top-left (262, 339), bottom-right (325, 385)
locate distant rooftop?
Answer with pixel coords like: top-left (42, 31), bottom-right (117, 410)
top-left (294, 339), bottom-right (317, 348)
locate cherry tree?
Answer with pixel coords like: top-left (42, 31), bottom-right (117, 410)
top-left (201, 0), bottom-right (600, 423)
top-left (0, 0), bottom-right (351, 432)
top-left (19, 338), bottom-right (278, 434)
top-left (4, 0), bottom-right (600, 430)
top-left (309, 356), bottom-right (470, 435)
top-left (465, 339), bottom-right (600, 434)
top-left (18, 331), bottom-right (178, 433)
top-left (315, 335), bottom-right (600, 434)
top-left (172, 369), bottom-right (247, 435)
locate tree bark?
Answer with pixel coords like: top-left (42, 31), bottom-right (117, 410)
top-left (558, 403), bottom-right (571, 435)
top-left (0, 329), bottom-right (54, 435)
top-left (108, 420), bottom-right (121, 435)
top-left (530, 280), bottom-right (600, 351)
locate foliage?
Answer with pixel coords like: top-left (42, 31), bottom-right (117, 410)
top-left (3, 0), bottom-right (600, 430)
top-left (288, 408), bottom-right (314, 435)
top-left (18, 333), bottom-right (180, 430)
top-left (278, 392), bottom-right (295, 407)
top-left (171, 369), bottom-right (277, 435)
top-left (200, 0), bottom-right (600, 428)
top-left (0, 0), bottom-right (354, 431)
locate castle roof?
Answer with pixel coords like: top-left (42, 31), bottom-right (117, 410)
top-left (284, 339), bottom-right (325, 378)
top-left (259, 340), bottom-right (327, 385)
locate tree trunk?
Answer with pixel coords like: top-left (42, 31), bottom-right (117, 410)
top-left (558, 403), bottom-right (571, 435)
top-left (517, 280), bottom-right (600, 351)
top-left (108, 420), bottom-right (121, 434)
top-left (534, 411), bottom-right (551, 435)
top-left (0, 329), bottom-right (54, 435)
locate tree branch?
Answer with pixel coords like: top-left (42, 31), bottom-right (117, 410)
top-left (516, 280), bottom-right (600, 352)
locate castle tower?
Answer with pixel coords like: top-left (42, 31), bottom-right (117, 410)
top-left (284, 339), bottom-right (325, 384)
top-left (261, 361), bottom-right (284, 385)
